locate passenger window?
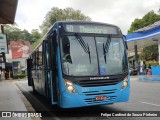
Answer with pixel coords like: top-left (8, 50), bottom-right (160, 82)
top-left (38, 45), bottom-right (43, 66)
top-left (32, 52), bottom-right (36, 68)
top-left (35, 49), bottom-right (39, 68)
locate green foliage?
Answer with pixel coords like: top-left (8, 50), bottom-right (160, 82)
top-left (4, 7), bottom-right (91, 50)
top-left (3, 25), bottom-right (41, 44)
top-left (40, 7), bottom-right (91, 35)
top-left (31, 37), bottom-right (42, 50)
top-left (143, 11), bottom-right (160, 26)
top-left (30, 29), bottom-right (41, 44)
top-left (128, 10), bottom-right (160, 61)
top-left (128, 11), bottom-right (160, 33)
top-left (13, 74), bottom-right (27, 79)
top-left (4, 24), bottom-right (21, 42)
top-left (146, 61), bottom-right (158, 67)
top-left (139, 44), bottom-right (158, 61)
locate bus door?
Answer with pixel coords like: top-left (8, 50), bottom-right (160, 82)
top-left (43, 33), bottom-right (58, 104)
top-left (37, 45), bottom-right (44, 95)
top-left (49, 32), bottom-right (58, 103)
top-left (43, 40), bottom-right (51, 100)
top-left (27, 58), bottom-right (32, 86)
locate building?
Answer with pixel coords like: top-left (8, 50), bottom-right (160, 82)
top-left (0, 0), bottom-right (19, 79)
top-left (5, 41), bottom-right (31, 77)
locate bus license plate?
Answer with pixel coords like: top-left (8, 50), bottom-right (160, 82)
top-left (95, 96), bottom-right (107, 101)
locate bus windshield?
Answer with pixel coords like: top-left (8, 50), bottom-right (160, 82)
top-left (60, 35), bottom-right (128, 76)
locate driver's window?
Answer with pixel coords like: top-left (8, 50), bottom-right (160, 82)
top-left (62, 37), bottom-right (72, 63)
top-left (46, 43), bottom-right (50, 69)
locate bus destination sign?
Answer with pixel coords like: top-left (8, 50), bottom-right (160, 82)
top-left (64, 24), bottom-right (118, 34)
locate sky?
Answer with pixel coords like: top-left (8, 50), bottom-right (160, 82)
top-left (15, 0), bottom-right (160, 34)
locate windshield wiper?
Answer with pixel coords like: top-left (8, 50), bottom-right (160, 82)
top-left (103, 35), bottom-right (111, 63)
top-left (67, 64), bottom-right (69, 74)
top-left (75, 33), bottom-right (91, 64)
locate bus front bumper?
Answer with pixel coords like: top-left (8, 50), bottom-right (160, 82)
top-left (59, 86), bottom-right (130, 108)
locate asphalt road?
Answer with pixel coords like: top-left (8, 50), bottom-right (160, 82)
top-left (15, 76), bottom-right (160, 120)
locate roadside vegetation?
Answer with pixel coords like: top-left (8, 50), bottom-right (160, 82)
top-left (128, 9), bottom-right (160, 65)
top-left (13, 74), bottom-right (27, 79)
top-left (3, 7), bottom-right (91, 50)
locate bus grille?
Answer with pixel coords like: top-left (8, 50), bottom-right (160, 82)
top-left (66, 74), bottom-right (127, 87)
top-left (76, 79), bottom-right (121, 87)
top-left (82, 89), bottom-right (117, 96)
top-left (84, 96), bottom-right (117, 104)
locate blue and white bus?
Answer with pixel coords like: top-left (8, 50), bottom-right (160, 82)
top-left (27, 21), bottom-right (130, 108)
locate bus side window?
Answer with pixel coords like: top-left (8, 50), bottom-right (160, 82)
top-left (61, 36), bottom-right (72, 63)
top-left (32, 52), bottom-right (36, 69)
top-left (35, 49), bottom-right (39, 68)
top-left (38, 45), bottom-right (43, 66)
top-left (46, 42), bottom-right (50, 69)
top-left (51, 33), bottom-right (57, 70)
top-left (29, 57), bottom-right (33, 68)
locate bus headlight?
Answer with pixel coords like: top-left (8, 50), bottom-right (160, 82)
top-left (65, 80), bottom-right (77, 93)
top-left (121, 76), bottom-right (128, 90)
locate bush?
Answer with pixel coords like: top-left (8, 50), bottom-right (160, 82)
top-left (13, 74), bottom-right (27, 79)
top-left (146, 61), bottom-right (158, 67)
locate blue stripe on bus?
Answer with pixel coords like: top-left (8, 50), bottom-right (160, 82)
top-left (57, 47), bottom-right (66, 90)
top-left (56, 22), bottom-right (66, 105)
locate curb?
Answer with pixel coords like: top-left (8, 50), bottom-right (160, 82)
top-left (139, 76), bottom-right (160, 82)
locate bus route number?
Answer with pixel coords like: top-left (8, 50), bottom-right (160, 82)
top-left (66, 25), bottom-right (74, 32)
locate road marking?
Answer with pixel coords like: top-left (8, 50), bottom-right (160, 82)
top-left (140, 101), bottom-right (160, 107)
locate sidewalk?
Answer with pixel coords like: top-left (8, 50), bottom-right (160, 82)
top-left (0, 80), bottom-right (31, 120)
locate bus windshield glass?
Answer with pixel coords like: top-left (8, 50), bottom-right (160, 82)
top-left (61, 36), bottom-right (128, 76)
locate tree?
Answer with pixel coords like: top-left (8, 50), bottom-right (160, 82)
top-left (3, 25), bottom-right (40, 44)
top-left (30, 29), bottom-right (41, 44)
top-left (128, 18), bottom-right (144, 33)
top-left (128, 11), bottom-right (160, 33)
top-left (128, 10), bottom-right (160, 61)
top-left (158, 8), bottom-right (160, 15)
top-left (19, 29), bottom-right (31, 41)
top-left (139, 45), bottom-right (158, 61)
top-left (4, 24), bottom-right (22, 42)
top-left (40, 7), bottom-right (91, 34)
